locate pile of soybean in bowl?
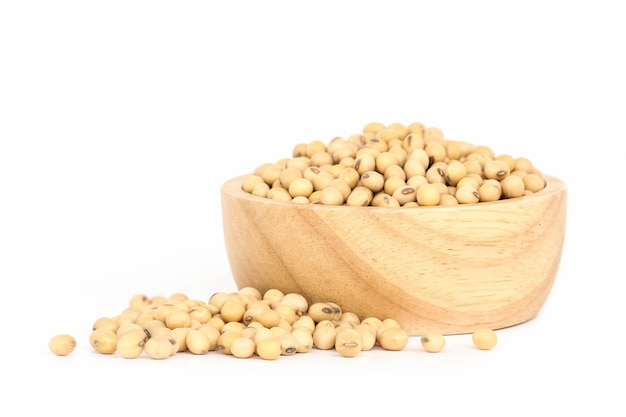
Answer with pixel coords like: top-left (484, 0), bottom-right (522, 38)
top-left (241, 121), bottom-right (546, 207)
top-left (48, 287), bottom-right (497, 360)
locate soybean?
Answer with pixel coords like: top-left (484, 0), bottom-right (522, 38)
top-left (144, 334), bottom-right (176, 359)
top-left (378, 327), bottom-right (409, 351)
top-left (90, 329), bottom-right (118, 354)
top-left (256, 337), bottom-right (282, 360)
top-left (116, 332), bottom-right (146, 359)
top-left (52, 287), bottom-right (419, 362)
top-left (241, 121), bottom-right (547, 206)
top-left (49, 334), bottom-right (76, 356)
top-left (472, 328), bottom-right (498, 350)
top-left (186, 329), bottom-right (211, 355)
top-left (230, 336), bottom-right (257, 358)
top-left (335, 328), bottom-right (363, 358)
top-left (420, 332), bottom-right (446, 353)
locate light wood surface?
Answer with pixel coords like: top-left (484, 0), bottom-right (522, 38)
top-left (221, 175), bottom-right (567, 335)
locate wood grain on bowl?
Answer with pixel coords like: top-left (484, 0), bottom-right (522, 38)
top-left (221, 175), bottom-right (567, 335)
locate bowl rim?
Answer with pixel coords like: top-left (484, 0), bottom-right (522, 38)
top-left (222, 174), bottom-right (566, 212)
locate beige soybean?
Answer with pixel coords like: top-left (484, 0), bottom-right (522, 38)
top-left (456, 176), bottom-right (481, 190)
top-left (313, 320), bottom-right (337, 350)
top-left (170, 327), bottom-right (191, 352)
top-left (472, 328), bottom-right (498, 350)
top-left (261, 164), bottom-right (283, 186)
top-left (439, 194), bottom-right (460, 206)
top-left (307, 302), bottom-right (336, 323)
top-left (288, 178), bottom-right (314, 198)
top-left (445, 140), bottom-right (462, 160)
top-left (312, 171), bottom-right (334, 191)
top-left (338, 311), bottom-right (360, 327)
top-left (291, 328), bottom-right (314, 353)
top-left (217, 330), bottom-right (242, 355)
top-left (269, 325), bottom-right (287, 338)
top-left (523, 173), bottom-right (545, 192)
top-left (165, 309), bottom-right (192, 330)
top-left (354, 324), bottom-right (377, 351)
top-left (273, 303), bottom-right (298, 325)
top-left (277, 333), bottom-right (300, 356)
top-left (221, 320), bottom-right (246, 334)
top-left (363, 121), bottom-right (386, 136)
top-left (292, 315), bottom-right (316, 333)
top-left (320, 186), bottom-right (345, 206)
top-left (416, 183), bottom-right (440, 206)
top-left (403, 133), bottom-right (425, 152)
top-left (361, 316), bottom-right (384, 331)
top-left (375, 152), bottom-right (399, 175)
top-left (256, 308), bottom-right (282, 328)
top-left (478, 179), bottom-right (502, 202)
top-left (243, 305), bottom-right (268, 326)
top-left (209, 292), bottom-right (230, 310)
top-left (198, 324), bottom-right (221, 351)
top-left (61, 286), bottom-right (419, 363)
top-left (403, 158), bottom-right (426, 179)
top-left (188, 305), bottom-right (212, 324)
top-left (287, 156), bottom-right (312, 172)
top-left (230, 336), bottom-right (257, 358)
top-left (263, 288), bottom-right (284, 306)
top-left (144, 319), bottom-right (166, 338)
top-left (154, 304), bottom-right (178, 323)
top-left (186, 329), bottom-right (211, 354)
top-left (220, 300), bottom-right (246, 323)
top-left (420, 332), bottom-right (446, 353)
top-left (281, 293), bottom-right (309, 316)
top-left (371, 193), bottom-right (400, 207)
top-left (116, 323), bottom-right (146, 339)
top-left (310, 151), bottom-right (334, 167)
top-left (90, 329), bottom-right (118, 354)
top-left (426, 163), bottom-right (447, 184)
top-left (116, 332), bottom-right (146, 359)
top-left (144, 334), bottom-right (176, 359)
top-left (335, 328), bottom-right (362, 358)
top-left (253, 326), bottom-right (274, 346)
top-left (354, 153), bottom-right (376, 175)
top-left (367, 136), bottom-right (389, 152)
top-left (382, 163), bottom-right (405, 181)
top-left (445, 160), bottom-right (466, 186)
top-left (360, 170), bottom-right (385, 193)
top-left (455, 185), bottom-right (480, 204)
top-left (384, 176), bottom-right (407, 196)
top-left (382, 318), bottom-right (402, 329)
top-left (268, 187), bottom-right (291, 202)
top-left (332, 143), bottom-right (357, 163)
top-left (240, 326), bottom-right (257, 340)
top-left (325, 302), bottom-right (343, 321)
top-left (49, 334), bottom-right (77, 356)
top-left (377, 327), bottom-right (409, 351)
top-left (424, 142), bottom-right (446, 163)
top-left (206, 316), bottom-right (225, 332)
top-left (256, 337), bottom-right (282, 360)
top-left (496, 154), bottom-right (516, 171)
top-left (150, 326), bottom-right (172, 339)
top-left (501, 175), bottom-right (525, 198)
top-left (92, 316), bottom-right (118, 333)
top-left (129, 293), bottom-right (150, 310)
top-left (514, 157), bottom-right (534, 173)
top-left (484, 159), bottom-right (510, 180)
top-left (242, 121), bottom-right (547, 207)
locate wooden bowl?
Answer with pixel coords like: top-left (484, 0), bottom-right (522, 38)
top-left (221, 175), bottom-right (567, 335)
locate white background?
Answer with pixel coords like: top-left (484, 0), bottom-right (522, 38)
top-left (4, 1), bottom-right (625, 415)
